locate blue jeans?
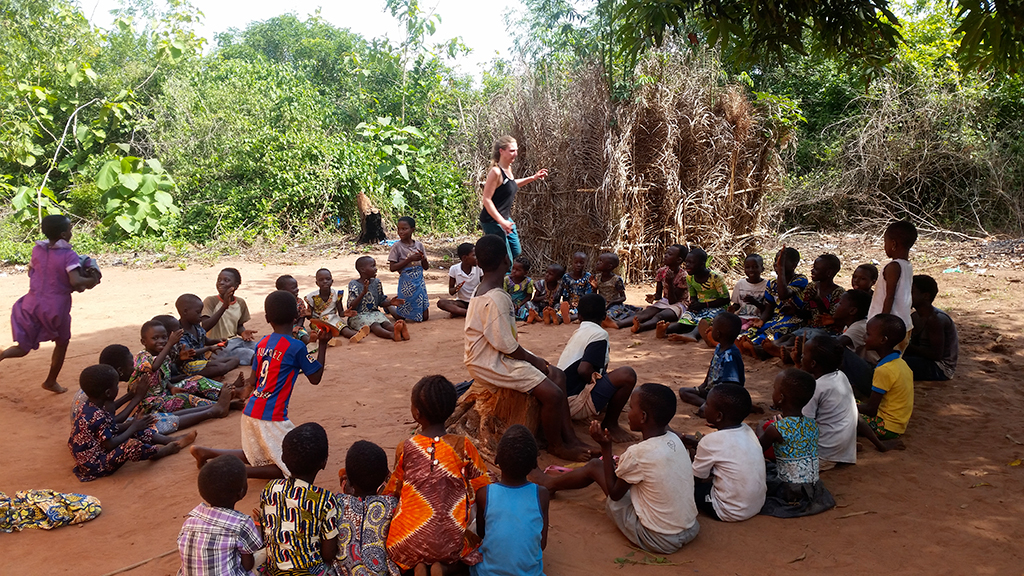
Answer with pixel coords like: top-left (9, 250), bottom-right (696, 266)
top-left (480, 220), bottom-right (522, 262)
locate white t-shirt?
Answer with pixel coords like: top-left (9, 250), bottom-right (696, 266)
top-left (802, 371), bottom-right (858, 464)
top-left (731, 278), bottom-right (768, 319)
top-left (615, 432), bottom-right (698, 534)
top-left (868, 258), bottom-right (914, 331)
top-left (691, 426), bottom-right (766, 522)
top-left (449, 264), bottom-right (482, 302)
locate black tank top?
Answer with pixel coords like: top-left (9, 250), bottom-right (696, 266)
top-left (480, 167), bottom-right (517, 224)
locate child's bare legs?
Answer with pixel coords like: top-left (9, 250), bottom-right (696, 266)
top-left (634, 309), bottom-right (677, 333)
top-left (615, 306), bottom-right (654, 330)
top-left (437, 299), bottom-right (468, 318)
top-left (190, 446), bottom-right (285, 478)
top-left (602, 367), bottom-right (638, 443)
top-left (529, 458), bottom-right (609, 496)
top-left (42, 341), bottom-right (70, 393)
top-left (666, 322), bottom-right (699, 343)
top-left (857, 418), bottom-right (906, 452)
top-left (349, 325), bottom-right (371, 343)
top-left (198, 355), bottom-right (241, 379)
top-left (367, 321), bottom-right (397, 340)
top-left (530, 373), bottom-right (598, 462)
top-left (173, 384), bottom-right (235, 428)
top-left (149, 430), bottom-right (198, 459)
top-left (678, 387), bottom-right (706, 409)
top-left (339, 326), bottom-right (358, 339)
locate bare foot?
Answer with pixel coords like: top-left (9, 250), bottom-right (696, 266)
top-left (190, 445), bottom-right (217, 469)
top-left (879, 438), bottom-right (906, 452)
top-left (229, 399), bottom-right (246, 410)
top-left (392, 321), bottom-right (404, 342)
top-left (698, 318), bottom-right (717, 348)
top-left (761, 338), bottom-right (785, 359)
top-left (542, 308), bottom-right (552, 325)
top-left (655, 320), bottom-right (668, 339)
top-left (604, 424), bottom-right (639, 443)
top-left (548, 443), bottom-right (597, 462)
top-left (779, 345), bottom-right (795, 364)
top-left (42, 380), bottom-right (67, 394)
top-left (212, 383), bottom-right (234, 417)
top-left (172, 430), bottom-right (199, 449)
top-left (737, 337), bottom-right (756, 358)
top-left (229, 374), bottom-right (246, 399)
top-left (602, 316), bottom-right (618, 329)
top-left (350, 325), bottom-right (371, 343)
top-left (528, 308), bottom-right (541, 324)
top-left (400, 320), bottom-right (410, 340)
top-left (631, 316), bottom-right (641, 333)
top-left (790, 336), bottom-right (804, 365)
top-left (667, 333), bottom-right (697, 343)
top-left (239, 377), bottom-right (255, 401)
top-left (560, 302), bottom-right (571, 324)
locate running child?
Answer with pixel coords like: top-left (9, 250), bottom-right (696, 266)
top-left (389, 216), bottom-right (430, 322)
top-left (665, 248), bottom-right (730, 342)
top-left (535, 264), bottom-right (565, 325)
top-left (335, 440), bottom-right (400, 576)
top-left (1, 214), bottom-right (101, 393)
top-left (438, 242), bottom-right (481, 318)
top-left (852, 263), bottom-right (878, 294)
top-left (504, 256), bottom-right (537, 322)
top-left (201, 268), bottom-right (258, 365)
top-left (69, 364), bottom-right (196, 482)
top-left (737, 247), bottom-right (808, 358)
top-left (306, 268), bottom-right (362, 344)
top-left (176, 293), bottom-right (241, 378)
top-left (614, 244), bottom-right (689, 335)
top-left (383, 375), bottom-right (492, 573)
top-left (465, 234), bottom-right (597, 461)
top-left (688, 384), bottom-right (766, 522)
top-left (260, 423), bottom-right (339, 575)
top-left (277, 274), bottom-right (311, 344)
top-left (190, 290), bottom-right (333, 479)
top-left (557, 294), bottom-right (638, 443)
top-left (530, 384), bottom-right (700, 554)
top-left (557, 251), bottom-right (594, 323)
top-left (799, 335), bottom-right (858, 469)
top-left (177, 455), bottom-right (263, 576)
top-left (904, 275), bottom-right (958, 381)
top-left (728, 254), bottom-right (767, 333)
top-left (472, 425), bottom-right (549, 576)
top-left (347, 256), bottom-right (407, 342)
top-left (868, 221), bottom-right (917, 350)
top-left (678, 312), bottom-right (745, 416)
top-left (592, 252), bottom-right (640, 328)
top-left (857, 314), bottom-right (912, 451)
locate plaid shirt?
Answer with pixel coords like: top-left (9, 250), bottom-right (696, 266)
top-left (177, 503), bottom-right (263, 576)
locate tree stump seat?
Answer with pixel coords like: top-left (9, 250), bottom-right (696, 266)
top-left (446, 380), bottom-right (540, 461)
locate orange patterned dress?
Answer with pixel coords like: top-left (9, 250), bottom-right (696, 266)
top-left (383, 434), bottom-right (491, 569)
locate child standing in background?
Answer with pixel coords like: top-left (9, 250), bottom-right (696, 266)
top-left (438, 243), bottom-right (481, 318)
top-left (384, 376), bottom-right (491, 573)
top-left (472, 425), bottom-right (549, 576)
top-left (593, 252), bottom-right (639, 328)
top-left (335, 440), bottom-right (400, 576)
top-left (389, 216), bottom-right (430, 322)
top-left (348, 256), bottom-right (407, 342)
top-left (277, 275), bottom-right (311, 345)
top-left (558, 251), bottom-right (594, 323)
top-left (201, 268), bottom-right (258, 365)
top-left (0, 215), bottom-right (101, 393)
top-left (868, 221), bottom-right (917, 350)
top-left (729, 254), bottom-right (767, 333)
top-left (504, 256), bottom-right (537, 322)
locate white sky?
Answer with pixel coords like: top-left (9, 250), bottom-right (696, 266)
top-left (84, 0), bottom-right (522, 78)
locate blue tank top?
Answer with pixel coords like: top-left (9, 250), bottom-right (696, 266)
top-left (471, 483), bottom-right (544, 576)
top-left (480, 167), bottom-right (517, 224)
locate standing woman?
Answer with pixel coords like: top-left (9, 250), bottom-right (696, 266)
top-left (480, 136), bottom-right (548, 261)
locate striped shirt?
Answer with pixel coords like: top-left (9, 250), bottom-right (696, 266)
top-left (261, 478), bottom-right (339, 575)
top-left (244, 333), bottom-right (322, 422)
top-left (177, 503), bottom-right (263, 576)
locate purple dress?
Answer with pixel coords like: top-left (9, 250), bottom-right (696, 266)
top-left (10, 240), bottom-right (80, 350)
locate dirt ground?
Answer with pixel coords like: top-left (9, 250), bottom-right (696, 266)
top-left (2, 233), bottom-right (1023, 575)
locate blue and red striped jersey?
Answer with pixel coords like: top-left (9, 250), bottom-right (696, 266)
top-left (243, 333), bottom-right (323, 421)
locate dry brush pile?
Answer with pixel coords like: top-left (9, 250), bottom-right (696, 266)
top-left (468, 51), bottom-right (782, 282)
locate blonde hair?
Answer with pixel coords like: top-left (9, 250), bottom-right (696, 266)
top-left (489, 135), bottom-right (516, 169)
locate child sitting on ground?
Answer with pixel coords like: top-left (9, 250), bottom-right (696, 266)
top-left (306, 268), bottom-right (364, 345)
top-left (0, 214), bottom-right (101, 393)
top-left (347, 256), bottom-right (407, 342)
top-left (614, 245), bottom-right (689, 334)
top-left (335, 440), bottom-right (400, 576)
top-left (465, 234), bottom-right (596, 460)
top-left (558, 251), bottom-right (594, 323)
top-left (472, 425), bottom-right (549, 576)
top-left (904, 275), bottom-right (959, 381)
top-left (384, 375), bottom-right (492, 573)
top-left (592, 252), bottom-right (640, 329)
top-left (857, 314), bottom-right (912, 452)
top-left (535, 264), bottom-right (565, 325)
top-left (277, 275), bottom-right (311, 344)
top-left (758, 368), bottom-right (835, 517)
top-left (687, 384), bottom-right (766, 522)
top-left (530, 384), bottom-right (700, 554)
top-left (737, 247), bottom-right (808, 359)
top-left (177, 455), bottom-right (263, 576)
top-left (762, 253), bottom-right (845, 360)
top-left (799, 335), bottom-right (858, 469)
top-left (190, 291), bottom-right (333, 479)
top-left (389, 216), bottom-right (430, 322)
top-left (665, 248), bottom-right (730, 342)
top-left (438, 243), bottom-right (482, 318)
top-left (678, 312), bottom-right (745, 416)
top-left (728, 254), bottom-right (767, 333)
top-left (260, 423), bottom-right (339, 575)
top-left (69, 364), bottom-right (196, 481)
top-left (868, 221), bottom-right (917, 351)
top-left (504, 256), bottom-right (537, 322)
top-left (557, 294), bottom-right (638, 443)
top-left (176, 293), bottom-right (241, 378)
top-left (201, 268), bottom-right (258, 365)
top-left (852, 263), bottom-right (878, 295)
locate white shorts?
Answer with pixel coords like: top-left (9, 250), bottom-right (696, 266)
top-left (651, 298), bottom-right (686, 319)
top-left (240, 415), bottom-right (294, 475)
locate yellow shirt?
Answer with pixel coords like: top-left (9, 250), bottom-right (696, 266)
top-left (872, 353), bottom-right (914, 434)
top-left (201, 295), bottom-right (250, 341)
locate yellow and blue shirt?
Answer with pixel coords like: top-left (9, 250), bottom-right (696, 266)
top-left (872, 352), bottom-right (914, 434)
